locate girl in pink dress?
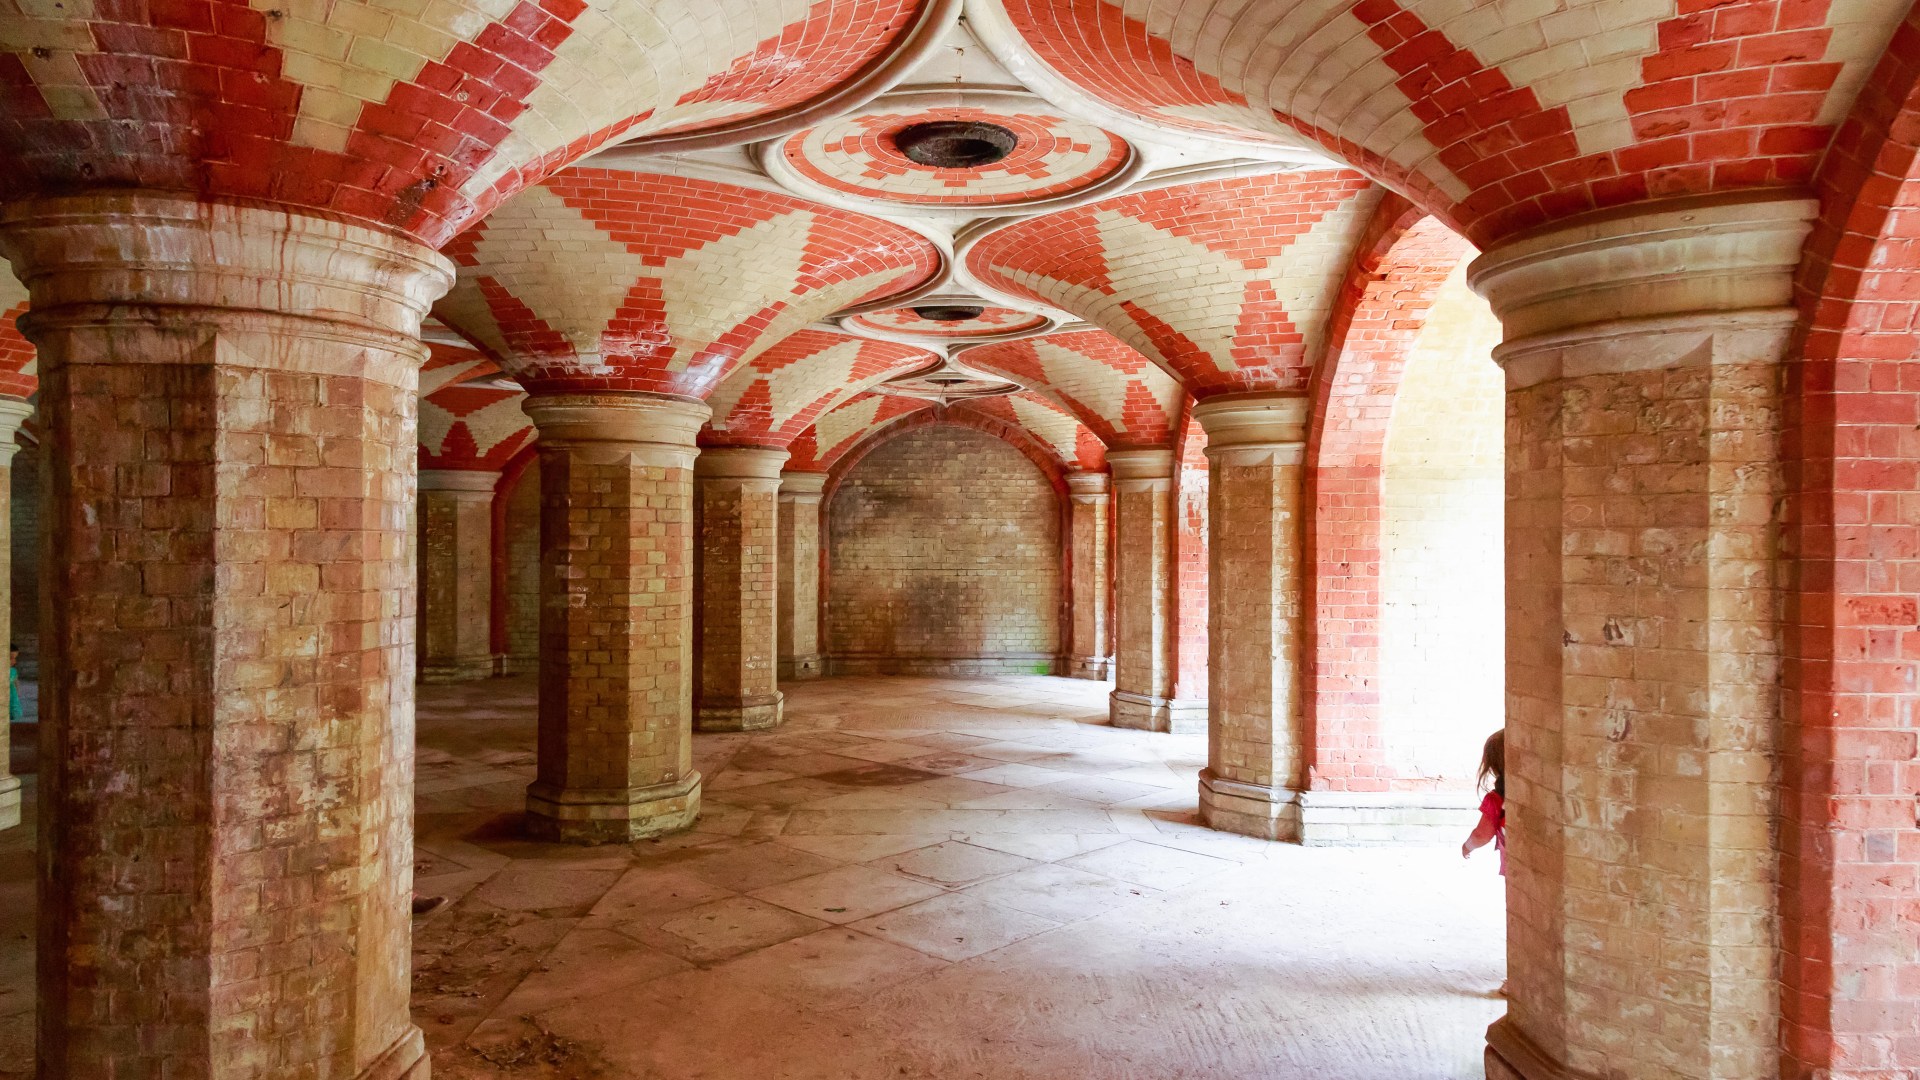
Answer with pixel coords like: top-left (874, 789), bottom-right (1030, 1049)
top-left (1461, 729), bottom-right (1506, 872)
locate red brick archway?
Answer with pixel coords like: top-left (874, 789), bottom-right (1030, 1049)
top-left (1301, 196), bottom-right (1473, 793)
top-left (1784, 7), bottom-right (1920, 1073)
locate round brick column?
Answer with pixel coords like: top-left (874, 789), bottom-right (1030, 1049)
top-left (776, 471), bottom-right (827, 681)
top-left (1193, 395), bottom-right (1309, 841)
top-left (1065, 470), bottom-right (1112, 680)
top-left (417, 469), bottom-right (500, 682)
top-left (0, 397), bottom-right (31, 832)
top-left (694, 447), bottom-right (787, 732)
top-left (0, 193), bottom-right (450, 1080)
top-left (522, 393), bottom-right (708, 844)
top-left (1107, 449), bottom-right (1202, 732)
top-left (1469, 192), bottom-right (1817, 1080)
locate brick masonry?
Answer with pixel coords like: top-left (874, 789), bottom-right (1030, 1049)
top-left (502, 462), bottom-right (541, 676)
top-left (827, 424), bottom-right (1063, 675)
top-left (417, 469), bottom-right (499, 681)
top-left (693, 447), bottom-right (786, 732)
top-left (522, 393), bottom-right (708, 844)
top-left (0, 192), bottom-right (450, 1080)
top-left (777, 472), bottom-right (827, 680)
top-left (7, 436), bottom-right (36, 680)
top-left (1065, 471), bottom-right (1111, 679)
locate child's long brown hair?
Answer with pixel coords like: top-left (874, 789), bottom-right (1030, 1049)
top-left (1478, 730), bottom-right (1505, 798)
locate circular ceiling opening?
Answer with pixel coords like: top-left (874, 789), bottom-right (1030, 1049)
top-left (912, 304), bottom-right (986, 323)
top-left (893, 122), bottom-right (1018, 168)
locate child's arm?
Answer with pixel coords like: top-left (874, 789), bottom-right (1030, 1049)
top-left (1461, 813), bottom-right (1499, 858)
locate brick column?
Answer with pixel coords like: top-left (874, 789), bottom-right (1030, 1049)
top-left (522, 393), bottom-right (707, 844)
top-left (0, 398), bottom-right (29, 831)
top-left (776, 471), bottom-right (826, 680)
top-left (417, 469), bottom-right (498, 682)
top-left (694, 447), bottom-right (786, 731)
top-left (1065, 470), bottom-right (1111, 680)
top-left (1194, 395), bottom-right (1308, 841)
top-left (1470, 193), bottom-right (1814, 1080)
top-left (1108, 450), bottom-right (1202, 732)
top-left (0, 193), bottom-right (449, 1080)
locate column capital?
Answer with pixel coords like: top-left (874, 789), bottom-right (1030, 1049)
top-left (0, 192), bottom-right (452, 350)
top-left (779, 471), bottom-right (829, 502)
top-left (0, 398), bottom-right (30, 462)
top-left (1065, 470), bottom-right (1109, 499)
top-left (1469, 191), bottom-right (1815, 382)
top-left (522, 393), bottom-right (709, 467)
top-left (418, 468), bottom-right (499, 496)
top-left (695, 446), bottom-right (788, 482)
top-left (1106, 448), bottom-right (1173, 491)
top-left (1192, 394), bottom-right (1307, 466)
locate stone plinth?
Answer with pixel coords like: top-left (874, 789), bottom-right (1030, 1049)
top-left (776, 472), bottom-right (826, 680)
top-left (1065, 470), bottom-right (1111, 680)
top-left (694, 447), bottom-right (787, 732)
top-left (418, 469), bottom-right (499, 682)
top-left (1469, 192), bottom-right (1814, 1080)
top-left (0, 192), bottom-right (450, 1080)
top-left (523, 393), bottom-right (708, 844)
top-left (1107, 450), bottom-right (1202, 732)
top-left (0, 397), bottom-right (29, 831)
top-left (1193, 395), bottom-right (1309, 841)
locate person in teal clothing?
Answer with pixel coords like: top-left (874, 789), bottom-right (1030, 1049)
top-left (7, 647), bottom-right (19, 723)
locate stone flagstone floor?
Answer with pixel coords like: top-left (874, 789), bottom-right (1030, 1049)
top-left (0, 673), bottom-right (1506, 1078)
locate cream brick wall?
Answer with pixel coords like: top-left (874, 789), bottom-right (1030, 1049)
top-left (827, 425), bottom-right (1062, 674)
top-left (504, 468), bottom-right (540, 675)
top-left (1379, 272), bottom-right (1505, 788)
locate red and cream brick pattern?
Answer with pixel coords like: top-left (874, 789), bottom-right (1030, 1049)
top-left (437, 170), bottom-right (939, 398)
top-left (1785, 11), bottom-right (1920, 1073)
top-left (1170, 408), bottom-right (1209, 710)
top-left (1302, 200), bottom-right (1471, 794)
top-left (826, 423), bottom-right (1063, 675)
top-left (0, 0), bottom-right (929, 245)
top-left (702, 329), bottom-right (934, 449)
top-left (958, 391), bottom-right (1107, 472)
top-left (1065, 471), bottom-right (1110, 679)
top-left (847, 304), bottom-right (1049, 338)
top-left (786, 391), bottom-right (933, 471)
top-left (523, 395), bottom-right (706, 844)
top-left (0, 264), bottom-right (34, 401)
top-left (1000, 0), bottom-right (1909, 245)
top-left (776, 472), bottom-right (826, 679)
top-left (693, 449), bottom-right (786, 731)
top-left (0, 194), bottom-right (449, 1079)
top-left (960, 328), bottom-right (1181, 447)
top-left (780, 106), bottom-right (1129, 206)
top-left (1107, 448), bottom-right (1179, 732)
top-left (967, 171), bottom-right (1381, 396)
top-left (419, 342), bottom-right (533, 472)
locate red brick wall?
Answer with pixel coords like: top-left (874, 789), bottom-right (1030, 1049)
top-left (1170, 410), bottom-right (1208, 703)
top-left (1785, 8), bottom-right (1920, 1072)
top-left (826, 424), bottom-right (1062, 675)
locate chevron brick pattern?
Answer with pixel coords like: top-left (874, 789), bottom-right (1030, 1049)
top-left (703, 329), bottom-right (934, 448)
top-left (1000, 0), bottom-right (1907, 244)
top-left (435, 170), bottom-right (940, 397)
top-left (960, 328), bottom-right (1181, 447)
top-left (961, 391), bottom-right (1107, 470)
top-left (0, 0), bottom-right (926, 245)
top-left (967, 171), bottom-right (1380, 396)
top-left (418, 342), bottom-right (532, 470)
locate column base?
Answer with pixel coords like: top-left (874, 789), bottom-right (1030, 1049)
top-left (501, 651), bottom-right (537, 676)
top-left (1297, 789), bottom-right (1482, 846)
top-left (1197, 768), bottom-right (1300, 841)
top-left (525, 772), bottom-right (702, 845)
top-left (0, 773), bottom-right (19, 831)
top-left (1485, 1017), bottom-right (1594, 1079)
top-left (1109, 690), bottom-right (1207, 734)
top-left (1069, 655), bottom-right (1112, 680)
top-left (419, 653), bottom-right (499, 683)
top-left (695, 693), bottom-right (783, 732)
top-left (779, 654), bottom-right (824, 680)
top-left (360, 1028), bottom-right (429, 1080)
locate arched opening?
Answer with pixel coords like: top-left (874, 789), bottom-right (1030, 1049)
top-left (826, 421), bottom-right (1064, 676)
